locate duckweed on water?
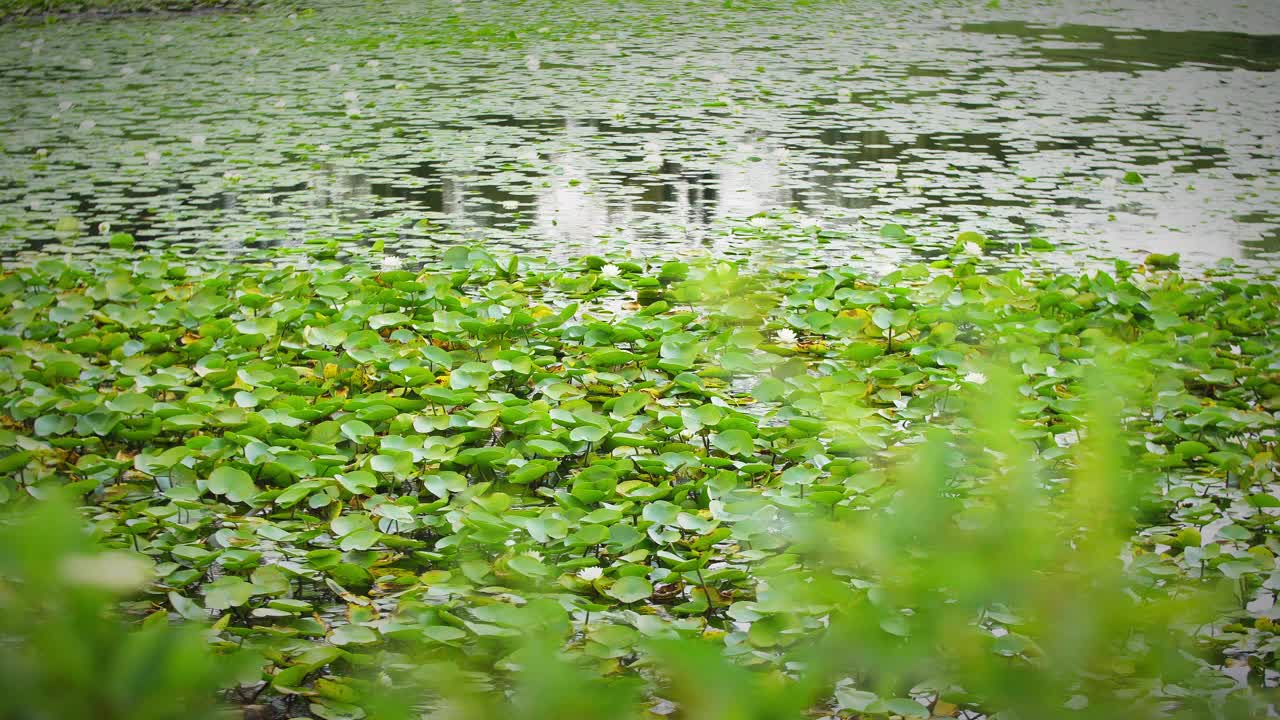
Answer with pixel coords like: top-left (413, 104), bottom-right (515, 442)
top-left (1, 240), bottom-right (1279, 719)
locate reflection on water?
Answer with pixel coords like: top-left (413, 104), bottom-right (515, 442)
top-left (1, 0), bottom-right (1279, 269)
top-left (963, 22), bottom-right (1280, 72)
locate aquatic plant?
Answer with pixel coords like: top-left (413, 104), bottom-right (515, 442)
top-left (0, 240), bottom-right (1277, 717)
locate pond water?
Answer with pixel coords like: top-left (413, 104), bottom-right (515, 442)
top-left (1, 0), bottom-right (1279, 270)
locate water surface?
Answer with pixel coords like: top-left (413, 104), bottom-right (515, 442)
top-left (1, 0), bottom-right (1278, 270)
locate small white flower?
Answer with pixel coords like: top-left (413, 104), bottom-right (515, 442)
top-left (318, 144), bottom-right (331, 152)
top-left (964, 371), bottom-right (988, 385)
top-left (79, 119), bottom-right (96, 131)
top-left (328, 63), bottom-right (342, 73)
top-left (144, 149), bottom-right (160, 164)
top-left (525, 54), bottom-right (541, 71)
top-left (35, 148), bottom-right (48, 158)
top-left (381, 255), bottom-right (403, 270)
top-left (343, 90), bottom-right (359, 102)
top-left (367, 59), bottom-right (381, 68)
top-left (97, 222), bottom-right (111, 235)
top-left (963, 241), bottom-right (983, 256)
top-left (120, 65), bottom-right (134, 76)
top-left (748, 216), bottom-right (772, 228)
top-left (190, 134), bottom-right (207, 148)
top-left (600, 264), bottom-right (621, 278)
top-left (776, 328), bottom-right (798, 345)
top-left (577, 566), bottom-right (603, 581)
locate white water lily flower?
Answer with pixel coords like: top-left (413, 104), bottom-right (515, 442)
top-left (78, 119), bottom-right (96, 131)
top-left (190, 134), bottom-right (207, 148)
top-left (963, 241), bottom-right (983, 256)
top-left (577, 567), bottom-right (603, 581)
top-left (97, 222), bottom-right (111, 235)
top-left (964, 371), bottom-right (988, 385)
top-left (600, 264), bottom-right (621, 278)
top-left (776, 328), bottom-right (798, 345)
top-left (525, 54), bottom-right (540, 71)
top-left (343, 90), bottom-right (359, 102)
top-left (381, 256), bottom-right (403, 270)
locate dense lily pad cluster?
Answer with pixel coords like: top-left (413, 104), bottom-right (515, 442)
top-left (1, 242), bottom-right (1279, 718)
